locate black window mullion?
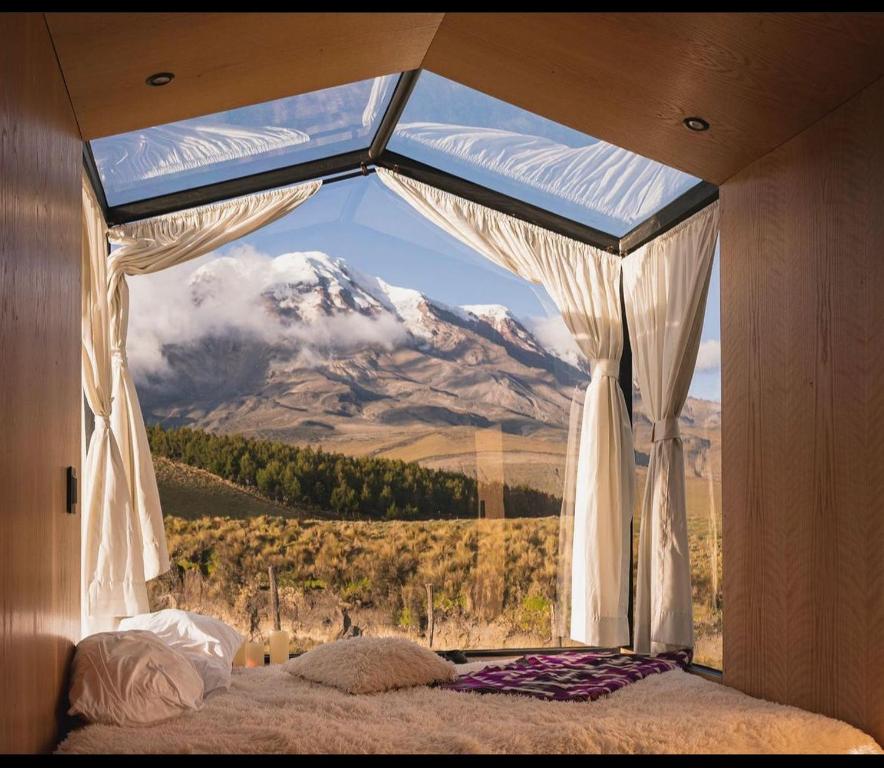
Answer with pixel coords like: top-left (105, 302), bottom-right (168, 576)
top-left (618, 266), bottom-right (635, 651)
top-left (368, 69), bottom-right (421, 161)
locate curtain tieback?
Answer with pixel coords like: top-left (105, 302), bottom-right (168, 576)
top-left (591, 359), bottom-right (620, 379)
top-left (651, 417), bottom-right (680, 442)
top-left (111, 347), bottom-right (128, 366)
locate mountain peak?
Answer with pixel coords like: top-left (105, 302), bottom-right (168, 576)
top-left (372, 278), bottom-right (438, 342)
top-left (271, 250), bottom-right (343, 280)
top-left (374, 278), bottom-right (425, 309)
top-left (268, 251), bottom-right (368, 299)
top-left (460, 304), bottom-right (514, 323)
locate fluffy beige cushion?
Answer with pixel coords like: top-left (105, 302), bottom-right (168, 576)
top-left (69, 630), bottom-right (204, 726)
top-left (285, 636), bottom-right (457, 694)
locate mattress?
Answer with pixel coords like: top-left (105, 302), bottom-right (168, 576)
top-left (56, 662), bottom-right (882, 754)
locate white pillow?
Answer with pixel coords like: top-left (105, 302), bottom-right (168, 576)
top-left (285, 636), bottom-right (457, 694)
top-left (119, 609), bottom-right (244, 695)
top-left (68, 630), bottom-right (204, 726)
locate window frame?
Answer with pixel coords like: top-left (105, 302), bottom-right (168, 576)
top-left (83, 67), bottom-right (722, 661)
top-left (85, 69), bottom-right (718, 256)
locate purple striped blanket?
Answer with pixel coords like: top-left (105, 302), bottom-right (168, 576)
top-left (438, 648), bottom-right (692, 702)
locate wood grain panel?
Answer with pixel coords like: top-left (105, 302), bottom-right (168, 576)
top-left (45, 12), bottom-right (444, 139)
top-left (721, 74), bottom-right (884, 744)
top-left (422, 13), bottom-right (884, 184)
top-left (0, 13), bottom-right (82, 753)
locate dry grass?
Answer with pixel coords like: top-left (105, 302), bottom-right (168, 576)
top-left (150, 514), bottom-right (560, 652)
top-left (306, 425), bottom-right (571, 497)
top-left (153, 457), bottom-right (722, 667)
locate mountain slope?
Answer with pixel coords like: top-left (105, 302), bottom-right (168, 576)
top-left (138, 252), bottom-right (586, 447)
top-left (153, 456), bottom-right (313, 521)
top-left (134, 250), bottom-right (719, 491)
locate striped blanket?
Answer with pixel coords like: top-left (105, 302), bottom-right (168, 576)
top-left (439, 648), bottom-right (692, 702)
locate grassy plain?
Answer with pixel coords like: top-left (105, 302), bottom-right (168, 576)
top-left (153, 455), bottom-right (722, 666)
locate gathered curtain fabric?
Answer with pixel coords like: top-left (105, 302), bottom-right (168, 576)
top-left (82, 179), bottom-right (321, 627)
top-left (82, 177), bottom-right (149, 627)
top-left (622, 201), bottom-right (720, 654)
top-left (377, 168), bottom-right (634, 647)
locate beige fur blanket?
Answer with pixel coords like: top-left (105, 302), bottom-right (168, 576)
top-left (56, 664), bottom-right (881, 754)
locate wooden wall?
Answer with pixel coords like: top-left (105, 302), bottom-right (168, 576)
top-left (0, 13), bottom-right (83, 753)
top-left (721, 74), bottom-right (884, 744)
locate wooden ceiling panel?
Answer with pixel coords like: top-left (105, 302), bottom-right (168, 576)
top-left (46, 12), bottom-right (444, 139)
top-left (421, 13), bottom-right (884, 183)
top-left (48, 13), bottom-right (884, 184)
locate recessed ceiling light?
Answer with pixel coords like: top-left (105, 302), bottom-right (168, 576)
top-left (145, 72), bottom-right (175, 87)
top-left (683, 116), bottom-right (710, 132)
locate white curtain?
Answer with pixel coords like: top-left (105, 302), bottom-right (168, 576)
top-left (82, 177), bottom-right (149, 629)
top-left (553, 384), bottom-right (583, 641)
top-left (82, 179), bottom-right (320, 629)
top-left (377, 168), bottom-right (634, 647)
top-left (623, 201), bottom-right (720, 654)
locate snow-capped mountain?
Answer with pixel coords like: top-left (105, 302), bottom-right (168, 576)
top-left (183, 251), bottom-right (585, 373)
top-left (133, 249), bottom-right (719, 485)
top-left (135, 251), bottom-right (588, 452)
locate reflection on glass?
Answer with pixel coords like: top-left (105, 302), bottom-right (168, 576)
top-left (389, 71), bottom-right (701, 235)
top-left (92, 75), bottom-right (397, 205)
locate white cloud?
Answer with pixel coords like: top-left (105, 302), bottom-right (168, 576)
top-left (525, 314), bottom-right (584, 369)
top-left (283, 311), bottom-right (407, 368)
top-left (695, 339), bottom-right (721, 372)
top-left (126, 247), bottom-right (408, 380)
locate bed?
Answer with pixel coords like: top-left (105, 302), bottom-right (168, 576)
top-left (57, 658), bottom-right (881, 754)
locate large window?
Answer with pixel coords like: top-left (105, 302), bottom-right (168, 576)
top-left (631, 242), bottom-right (722, 668)
top-left (96, 68), bottom-right (718, 660)
top-left (131, 175), bottom-right (580, 651)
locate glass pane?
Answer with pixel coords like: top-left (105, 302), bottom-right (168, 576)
top-left (130, 175), bottom-right (581, 654)
top-left (388, 71), bottom-right (702, 236)
top-left (632, 241), bottom-right (722, 668)
top-left (92, 75), bottom-right (397, 205)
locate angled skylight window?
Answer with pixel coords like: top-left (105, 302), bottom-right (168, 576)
top-left (388, 71), bottom-right (700, 236)
top-left (91, 75), bottom-right (398, 205)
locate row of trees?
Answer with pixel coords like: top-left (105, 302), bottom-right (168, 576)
top-left (147, 425), bottom-right (561, 520)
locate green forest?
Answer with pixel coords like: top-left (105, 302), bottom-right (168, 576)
top-left (147, 425), bottom-right (562, 521)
